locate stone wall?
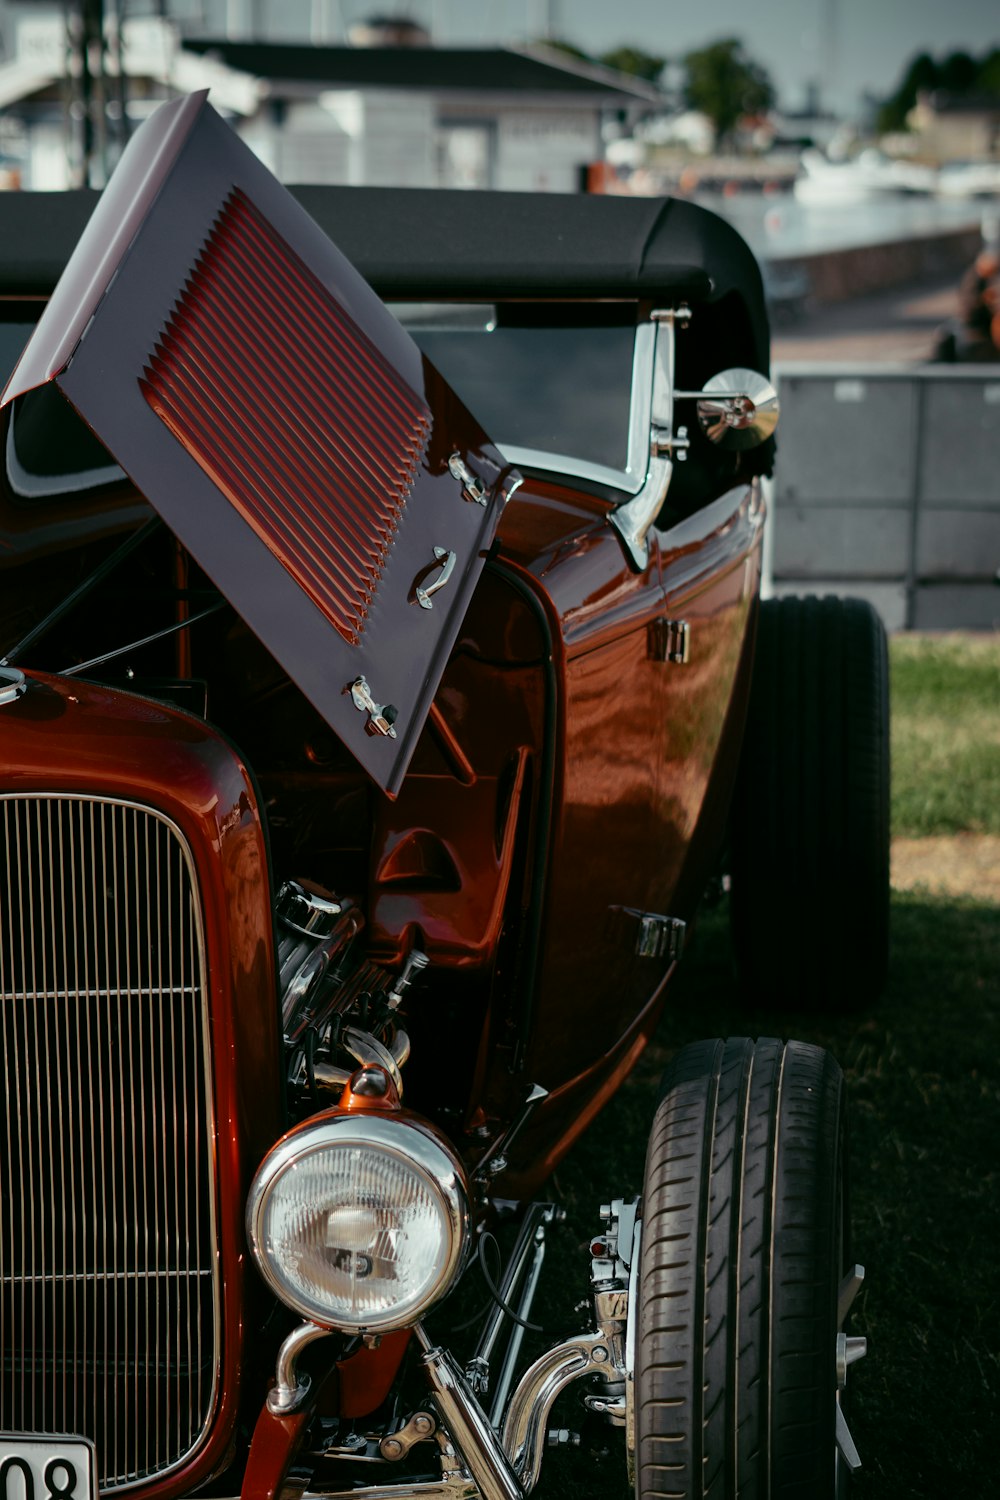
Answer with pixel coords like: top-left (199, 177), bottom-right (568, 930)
top-left (773, 226), bottom-right (983, 305)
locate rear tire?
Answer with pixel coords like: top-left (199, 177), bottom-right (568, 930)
top-left (635, 1037), bottom-right (856, 1500)
top-left (730, 594), bottom-right (890, 1011)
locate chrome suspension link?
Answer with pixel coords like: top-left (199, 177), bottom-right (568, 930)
top-left (415, 1327), bottom-right (523, 1500)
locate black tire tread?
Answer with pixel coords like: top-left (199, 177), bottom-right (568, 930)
top-left (730, 594), bottom-right (890, 1011)
top-left (636, 1037), bottom-right (845, 1500)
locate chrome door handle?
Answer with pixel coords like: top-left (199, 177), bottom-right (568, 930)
top-left (415, 547), bottom-right (457, 610)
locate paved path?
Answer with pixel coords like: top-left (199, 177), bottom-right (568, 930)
top-left (892, 835), bottom-right (1000, 902)
top-left (772, 276), bottom-right (962, 365)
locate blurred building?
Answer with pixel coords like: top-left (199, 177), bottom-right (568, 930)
top-left (0, 11), bottom-right (660, 191)
top-left (906, 90), bottom-right (1000, 162)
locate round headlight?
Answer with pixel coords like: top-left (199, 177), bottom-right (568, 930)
top-left (246, 1112), bottom-right (469, 1333)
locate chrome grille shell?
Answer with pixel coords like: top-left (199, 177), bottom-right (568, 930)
top-left (0, 793), bottom-right (220, 1492)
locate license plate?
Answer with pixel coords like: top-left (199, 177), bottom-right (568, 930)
top-left (0, 1436), bottom-right (96, 1500)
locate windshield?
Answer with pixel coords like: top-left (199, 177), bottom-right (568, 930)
top-left (0, 316), bottom-right (129, 504)
top-left (1, 302), bottom-right (643, 494)
top-left (391, 302), bottom-right (640, 476)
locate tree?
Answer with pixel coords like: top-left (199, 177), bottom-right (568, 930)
top-left (877, 47), bottom-right (1000, 135)
top-left (877, 51), bottom-right (939, 133)
top-left (683, 39), bottom-right (774, 146)
top-left (599, 46), bottom-right (665, 84)
top-left (938, 50), bottom-right (978, 94)
top-left (978, 48), bottom-right (1000, 96)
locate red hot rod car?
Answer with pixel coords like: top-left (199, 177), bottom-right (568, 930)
top-left (0, 94), bottom-right (887, 1500)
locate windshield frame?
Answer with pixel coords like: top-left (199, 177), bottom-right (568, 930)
top-left (389, 299), bottom-right (655, 497)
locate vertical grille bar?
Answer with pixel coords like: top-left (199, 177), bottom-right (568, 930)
top-left (0, 795), bottom-right (219, 1491)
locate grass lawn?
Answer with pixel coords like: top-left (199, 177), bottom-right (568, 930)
top-left (891, 634), bottom-right (1000, 837)
top-left (531, 632), bottom-right (1000, 1499)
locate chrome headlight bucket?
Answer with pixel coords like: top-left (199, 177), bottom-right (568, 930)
top-left (247, 1111), bottom-right (470, 1333)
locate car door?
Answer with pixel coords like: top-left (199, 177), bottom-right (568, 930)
top-left (652, 481), bottom-right (764, 910)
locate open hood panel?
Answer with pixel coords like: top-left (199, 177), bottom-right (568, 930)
top-left (1, 93), bottom-right (519, 797)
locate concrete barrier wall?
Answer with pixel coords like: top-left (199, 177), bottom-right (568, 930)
top-left (770, 364), bottom-right (1000, 630)
top-left (771, 227), bottom-right (983, 305)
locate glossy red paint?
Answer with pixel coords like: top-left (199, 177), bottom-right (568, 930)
top-left (499, 960), bottom-right (677, 1202)
top-left (496, 483), bottom-right (762, 1184)
top-left (490, 487), bottom-right (761, 1198)
top-left (239, 1331), bottom-right (413, 1500)
top-left (0, 471), bottom-right (765, 1484)
top-left (367, 566), bottom-right (547, 973)
top-left (242, 1401), bottom-right (316, 1500)
top-left (0, 671), bottom-right (281, 1500)
top-left (336, 1330), bottom-right (413, 1418)
top-left (366, 474), bottom-right (763, 1191)
top-left (338, 1066), bottom-right (403, 1112)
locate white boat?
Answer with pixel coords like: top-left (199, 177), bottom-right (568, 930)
top-left (937, 160), bottom-right (1000, 198)
top-left (794, 148), bottom-right (936, 204)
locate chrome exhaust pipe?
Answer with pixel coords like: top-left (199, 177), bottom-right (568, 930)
top-left (501, 1331), bottom-right (611, 1492)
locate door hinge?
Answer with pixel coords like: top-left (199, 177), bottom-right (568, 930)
top-left (348, 676), bottom-right (398, 738)
top-left (448, 452), bottom-right (488, 506)
top-left (647, 618), bottom-right (690, 664)
top-left (634, 912), bottom-right (686, 961)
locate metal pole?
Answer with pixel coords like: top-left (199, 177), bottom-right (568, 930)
top-left (66, 0), bottom-right (108, 187)
top-left (906, 375), bottom-right (928, 630)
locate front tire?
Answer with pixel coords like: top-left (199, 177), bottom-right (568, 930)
top-left (634, 1037), bottom-right (862, 1499)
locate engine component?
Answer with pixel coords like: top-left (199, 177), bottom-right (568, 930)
top-left (275, 879), bottom-right (427, 1110)
top-left (276, 881), bottom-right (344, 992)
top-left (378, 1409), bottom-right (436, 1461)
top-left (276, 880), bottom-right (361, 1038)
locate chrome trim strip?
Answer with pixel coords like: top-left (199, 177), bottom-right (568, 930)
top-left (167, 1491), bottom-right (477, 1500)
top-left (0, 667), bottom-right (26, 705)
top-left (610, 309), bottom-right (681, 570)
top-left (488, 1221), bottom-right (547, 1432)
top-left (609, 453), bottom-right (672, 571)
top-left (301, 1482), bottom-right (477, 1500)
top-left (2, 1269), bottom-right (213, 1284)
top-left (7, 984), bottom-right (200, 1001)
top-left (0, 792), bottom-right (219, 1493)
top-left (267, 1322), bottom-right (333, 1414)
top-left (470, 1203), bottom-right (553, 1384)
top-left (498, 445), bottom-right (641, 494)
top-left (627, 321), bottom-right (656, 486)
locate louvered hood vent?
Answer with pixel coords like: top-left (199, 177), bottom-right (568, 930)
top-left (0, 92), bottom-right (519, 797)
top-left (142, 189), bottom-right (431, 647)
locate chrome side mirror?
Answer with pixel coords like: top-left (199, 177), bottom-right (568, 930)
top-left (675, 367), bottom-right (779, 450)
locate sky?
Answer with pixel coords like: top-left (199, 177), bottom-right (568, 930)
top-left (312, 0), bottom-right (1000, 114)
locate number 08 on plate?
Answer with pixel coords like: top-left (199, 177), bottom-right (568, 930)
top-left (0, 1437), bottom-right (96, 1500)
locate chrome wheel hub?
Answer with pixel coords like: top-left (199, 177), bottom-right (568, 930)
top-left (835, 1264), bottom-right (867, 1476)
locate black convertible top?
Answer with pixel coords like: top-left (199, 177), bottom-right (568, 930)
top-left (0, 185), bottom-right (768, 369)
